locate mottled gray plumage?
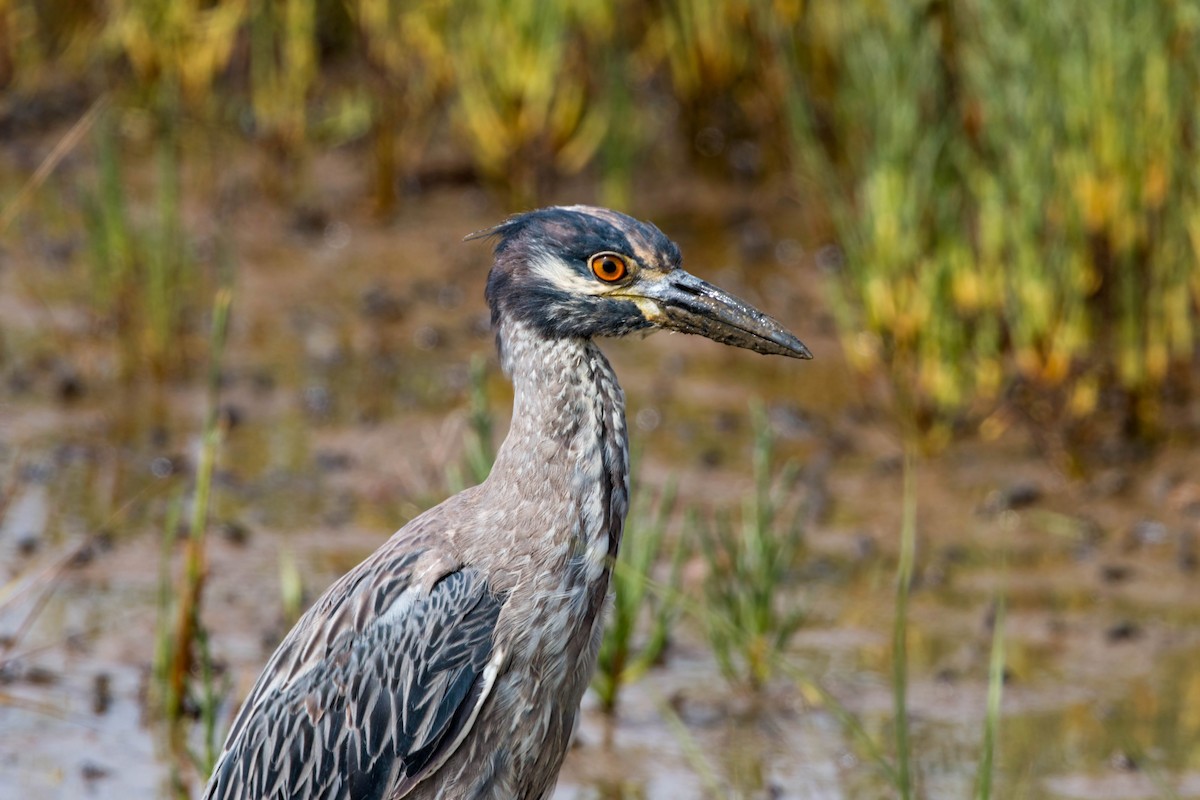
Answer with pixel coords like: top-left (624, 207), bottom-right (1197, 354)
top-left (204, 205), bottom-right (809, 800)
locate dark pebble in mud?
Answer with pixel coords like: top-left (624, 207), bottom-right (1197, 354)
top-left (65, 631), bottom-right (91, 655)
top-left (438, 284), bottom-right (464, 310)
top-left (978, 482), bottom-right (1042, 515)
top-left (94, 529), bottom-right (114, 551)
top-left (0, 85), bottom-right (91, 137)
top-left (734, 218), bottom-right (772, 263)
top-left (16, 531), bottom-right (40, 556)
top-left (713, 410), bottom-right (739, 434)
top-left (1178, 529), bottom-right (1197, 572)
top-left (1105, 620), bottom-right (1142, 643)
top-left (468, 313), bottom-right (492, 338)
top-left (871, 454), bottom-right (903, 475)
top-left (55, 366), bottom-right (85, 402)
top-left (6, 366), bottom-right (33, 394)
top-left (360, 284), bottom-right (406, 322)
top-left (149, 425), bottom-right (170, 449)
top-left (413, 326), bottom-right (443, 351)
top-left (23, 663), bottom-right (59, 686)
top-left (80, 761), bottom-right (111, 782)
top-left (251, 368), bottom-right (277, 393)
top-left (92, 672), bottom-right (112, 715)
top-left (218, 521), bottom-right (251, 546)
top-left (315, 450), bottom-right (355, 472)
top-left (219, 404), bottom-right (244, 430)
top-left (68, 541), bottom-right (100, 568)
top-left (55, 442), bottom-right (96, 467)
top-left (852, 533), bottom-right (876, 560)
top-left (179, 694), bottom-right (203, 720)
top-left (19, 459), bottom-right (55, 483)
top-left (290, 204), bottom-right (330, 236)
top-left (942, 543), bottom-right (973, 565)
top-left (1100, 564), bottom-right (1134, 583)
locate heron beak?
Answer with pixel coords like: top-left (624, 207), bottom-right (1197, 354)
top-left (631, 269), bottom-right (812, 359)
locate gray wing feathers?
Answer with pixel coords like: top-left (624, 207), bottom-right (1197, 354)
top-left (205, 561), bottom-right (505, 800)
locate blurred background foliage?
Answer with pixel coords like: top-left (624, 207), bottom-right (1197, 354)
top-left (3, 0), bottom-right (1198, 447)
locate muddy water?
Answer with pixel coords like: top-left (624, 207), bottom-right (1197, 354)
top-left (1, 143), bottom-right (1199, 799)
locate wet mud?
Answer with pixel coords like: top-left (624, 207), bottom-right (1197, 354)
top-left (1, 138), bottom-right (1199, 799)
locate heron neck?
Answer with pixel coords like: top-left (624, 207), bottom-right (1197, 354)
top-left (486, 320), bottom-right (629, 569)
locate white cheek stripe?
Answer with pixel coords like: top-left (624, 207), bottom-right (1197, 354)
top-left (527, 253), bottom-right (668, 323)
top-left (528, 254), bottom-right (607, 296)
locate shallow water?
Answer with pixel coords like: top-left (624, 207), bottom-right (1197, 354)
top-left (1, 140), bottom-right (1199, 799)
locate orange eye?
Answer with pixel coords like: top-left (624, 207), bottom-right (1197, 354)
top-left (589, 252), bottom-right (629, 282)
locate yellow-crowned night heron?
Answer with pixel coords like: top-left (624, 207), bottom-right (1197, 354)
top-left (204, 206), bottom-right (810, 800)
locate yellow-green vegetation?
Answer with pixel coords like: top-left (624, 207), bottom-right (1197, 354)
top-left (593, 479), bottom-right (684, 718)
top-left (84, 106), bottom-right (200, 378)
top-left (4, 0), bottom-right (1197, 431)
top-left (150, 289), bottom-right (232, 783)
top-left (891, 454), bottom-right (917, 800)
top-left (444, 354), bottom-right (497, 494)
top-left (447, 0), bottom-right (617, 204)
top-left (698, 404), bottom-right (807, 691)
top-left (349, 0), bottom-right (452, 212)
top-left (786, 0), bottom-right (1200, 440)
top-left (248, 0), bottom-right (317, 185)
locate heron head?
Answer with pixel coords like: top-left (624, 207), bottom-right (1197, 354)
top-left (473, 205), bottom-right (812, 360)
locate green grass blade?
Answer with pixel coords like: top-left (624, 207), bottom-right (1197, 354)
top-left (893, 451), bottom-right (916, 799)
top-left (974, 593), bottom-right (1006, 800)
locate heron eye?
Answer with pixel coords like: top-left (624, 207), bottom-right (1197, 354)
top-left (589, 253), bottom-right (629, 282)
